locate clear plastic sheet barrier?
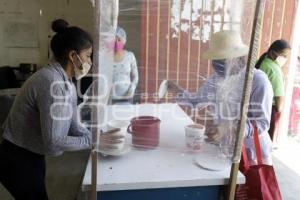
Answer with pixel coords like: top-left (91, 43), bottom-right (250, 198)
top-left (82, 0), bottom-right (259, 170)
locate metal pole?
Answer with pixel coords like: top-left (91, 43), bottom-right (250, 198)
top-left (155, 0), bottom-right (161, 98)
top-left (227, 0), bottom-right (265, 199)
top-left (176, 0), bottom-right (182, 84)
top-left (144, 0), bottom-right (150, 103)
top-left (186, 0), bottom-right (193, 90)
top-left (166, 0), bottom-right (171, 103)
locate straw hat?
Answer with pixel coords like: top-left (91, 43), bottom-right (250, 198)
top-left (202, 30), bottom-right (249, 60)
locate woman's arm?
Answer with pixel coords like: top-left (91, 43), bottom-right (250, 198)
top-left (167, 75), bottom-right (217, 108)
top-left (37, 81), bottom-right (91, 153)
top-left (266, 67), bottom-right (285, 112)
top-left (68, 103), bottom-right (91, 137)
top-left (167, 80), bottom-right (184, 94)
top-left (68, 84), bottom-right (92, 137)
top-left (274, 96), bottom-right (284, 113)
top-left (127, 53), bottom-right (139, 97)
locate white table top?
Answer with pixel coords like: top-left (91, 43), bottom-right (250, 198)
top-left (82, 103), bottom-right (245, 191)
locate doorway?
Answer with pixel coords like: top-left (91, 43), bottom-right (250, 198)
top-left (272, 1), bottom-right (300, 199)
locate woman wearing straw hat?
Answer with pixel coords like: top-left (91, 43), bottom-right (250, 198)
top-left (167, 30), bottom-right (274, 165)
top-left (0, 20), bottom-right (122, 199)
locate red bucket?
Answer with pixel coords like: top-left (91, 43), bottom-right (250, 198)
top-left (127, 116), bottom-right (161, 149)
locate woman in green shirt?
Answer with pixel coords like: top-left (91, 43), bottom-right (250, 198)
top-left (255, 40), bottom-right (290, 141)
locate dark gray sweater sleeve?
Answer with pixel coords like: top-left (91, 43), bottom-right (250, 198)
top-left (68, 93), bottom-right (91, 137)
top-left (36, 77), bottom-right (91, 152)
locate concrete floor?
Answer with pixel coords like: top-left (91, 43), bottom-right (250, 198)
top-left (0, 140), bottom-right (299, 200)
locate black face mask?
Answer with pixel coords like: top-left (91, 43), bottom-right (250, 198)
top-left (212, 60), bottom-right (226, 76)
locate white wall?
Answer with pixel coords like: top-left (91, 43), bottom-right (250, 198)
top-left (0, 0), bottom-right (94, 68)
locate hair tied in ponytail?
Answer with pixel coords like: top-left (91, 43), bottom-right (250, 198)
top-left (51, 19), bottom-right (69, 34)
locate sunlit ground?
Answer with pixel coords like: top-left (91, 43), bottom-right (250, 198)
top-left (272, 137), bottom-right (300, 200)
top-left (273, 137), bottom-right (300, 175)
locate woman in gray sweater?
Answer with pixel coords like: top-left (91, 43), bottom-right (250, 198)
top-left (0, 20), bottom-right (120, 200)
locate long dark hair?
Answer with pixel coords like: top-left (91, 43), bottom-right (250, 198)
top-left (50, 19), bottom-right (93, 67)
top-left (255, 39), bottom-right (290, 69)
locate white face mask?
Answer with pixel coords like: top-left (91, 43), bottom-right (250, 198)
top-left (275, 56), bottom-right (287, 67)
top-left (74, 54), bottom-right (91, 80)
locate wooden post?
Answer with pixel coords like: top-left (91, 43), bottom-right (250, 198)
top-left (176, 0), bottom-right (182, 85)
top-left (91, 1), bottom-right (101, 200)
top-left (155, 0), bottom-right (161, 98)
top-left (227, 0), bottom-right (265, 199)
top-left (91, 1), bottom-right (119, 199)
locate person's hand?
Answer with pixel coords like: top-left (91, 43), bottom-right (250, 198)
top-left (205, 125), bottom-right (224, 144)
top-left (167, 80), bottom-right (183, 94)
top-left (125, 87), bottom-right (135, 99)
top-left (98, 128), bottom-right (125, 150)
